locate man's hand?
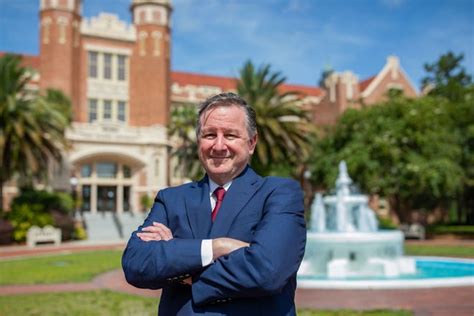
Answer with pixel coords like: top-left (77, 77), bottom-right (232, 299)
top-left (137, 222), bottom-right (173, 241)
top-left (212, 237), bottom-right (249, 260)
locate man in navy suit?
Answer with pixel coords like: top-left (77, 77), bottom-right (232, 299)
top-left (122, 92), bottom-right (306, 315)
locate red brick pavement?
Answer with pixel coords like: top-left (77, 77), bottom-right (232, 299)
top-left (1, 241), bottom-right (473, 316)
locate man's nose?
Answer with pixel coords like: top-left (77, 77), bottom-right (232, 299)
top-left (213, 135), bottom-right (227, 150)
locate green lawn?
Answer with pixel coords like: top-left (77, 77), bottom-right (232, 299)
top-left (0, 250), bottom-right (123, 285)
top-left (298, 310), bottom-right (411, 316)
top-left (0, 290), bottom-right (157, 316)
top-left (405, 244), bottom-right (474, 258)
top-left (0, 291), bottom-right (411, 316)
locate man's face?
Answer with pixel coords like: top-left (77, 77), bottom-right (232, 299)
top-left (198, 105), bottom-right (257, 185)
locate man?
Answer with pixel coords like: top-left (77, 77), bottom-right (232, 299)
top-left (122, 92), bottom-right (306, 315)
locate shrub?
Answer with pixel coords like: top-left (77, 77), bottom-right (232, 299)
top-left (6, 204), bottom-right (53, 242)
top-left (12, 189), bottom-right (74, 214)
top-left (140, 194), bottom-right (153, 211)
top-left (378, 216), bottom-right (398, 230)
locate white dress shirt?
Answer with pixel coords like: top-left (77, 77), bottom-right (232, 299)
top-left (200, 179), bottom-right (232, 266)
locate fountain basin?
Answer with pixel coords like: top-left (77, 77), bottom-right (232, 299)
top-left (299, 231), bottom-right (415, 278)
top-left (297, 257), bottom-right (474, 289)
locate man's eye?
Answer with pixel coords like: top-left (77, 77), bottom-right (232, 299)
top-left (203, 134), bottom-right (216, 139)
top-left (225, 134), bottom-right (238, 140)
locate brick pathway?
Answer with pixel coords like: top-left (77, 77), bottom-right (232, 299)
top-left (1, 241), bottom-right (473, 316)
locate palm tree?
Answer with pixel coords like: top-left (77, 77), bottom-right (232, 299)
top-left (0, 54), bottom-right (71, 209)
top-left (168, 104), bottom-right (203, 181)
top-left (237, 60), bottom-right (315, 176)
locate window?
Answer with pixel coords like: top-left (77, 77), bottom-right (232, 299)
top-left (103, 100), bottom-right (112, 120)
top-left (96, 162), bottom-right (117, 178)
top-left (123, 165), bottom-right (131, 178)
top-left (103, 53), bottom-right (112, 79)
top-left (88, 51), bottom-right (98, 78)
top-left (117, 101), bottom-right (126, 122)
top-left (81, 164), bottom-right (92, 177)
top-left (88, 99), bottom-right (98, 122)
top-left (117, 55), bottom-right (126, 81)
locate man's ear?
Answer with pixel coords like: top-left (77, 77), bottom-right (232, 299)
top-left (249, 133), bottom-right (257, 154)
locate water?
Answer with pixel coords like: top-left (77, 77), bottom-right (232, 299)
top-left (299, 258), bottom-right (474, 280)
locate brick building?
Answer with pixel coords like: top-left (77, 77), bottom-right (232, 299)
top-left (2, 0), bottom-right (417, 214)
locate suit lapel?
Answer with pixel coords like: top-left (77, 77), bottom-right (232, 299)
top-left (209, 166), bottom-right (262, 238)
top-left (185, 176), bottom-right (212, 239)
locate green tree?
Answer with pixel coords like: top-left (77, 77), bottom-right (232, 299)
top-left (309, 92), bottom-right (463, 223)
top-left (422, 52), bottom-right (474, 223)
top-left (0, 54), bottom-right (71, 209)
top-left (237, 60), bottom-right (315, 176)
top-left (422, 51), bottom-right (472, 102)
top-left (168, 104), bottom-right (203, 181)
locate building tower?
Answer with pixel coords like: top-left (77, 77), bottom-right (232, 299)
top-left (129, 0), bottom-right (172, 126)
top-left (39, 0), bottom-right (82, 111)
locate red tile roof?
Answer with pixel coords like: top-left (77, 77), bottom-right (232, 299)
top-left (279, 83), bottom-right (323, 97)
top-left (359, 76), bottom-right (375, 92)
top-left (171, 71), bottom-right (238, 91)
top-left (171, 70), bottom-right (323, 97)
top-left (0, 52), bottom-right (40, 70)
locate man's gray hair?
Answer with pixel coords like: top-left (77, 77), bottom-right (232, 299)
top-left (195, 92), bottom-right (257, 139)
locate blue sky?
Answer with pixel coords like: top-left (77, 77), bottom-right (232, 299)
top-left (0, 0), bottom-right (472, 89)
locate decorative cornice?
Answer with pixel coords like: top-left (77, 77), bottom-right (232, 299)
top-left (67, 122), bottom-right (169, 146)
top-left (81, 13), bottom-right (136, 42)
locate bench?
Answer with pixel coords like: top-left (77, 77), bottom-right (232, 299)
top-left (400, 223), bottom-right (425, 240)
top-left (27, 225), bottom-right (62, 247)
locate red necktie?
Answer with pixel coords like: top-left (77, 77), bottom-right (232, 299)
top-left (212, 187), bottom-right (226, 222)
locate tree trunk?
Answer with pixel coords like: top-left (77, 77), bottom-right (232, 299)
top-left (0, 177), bottom-right (4, 211)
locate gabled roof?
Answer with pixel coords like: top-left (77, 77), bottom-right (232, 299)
top-left (359, 76), bottom-right (375, 93)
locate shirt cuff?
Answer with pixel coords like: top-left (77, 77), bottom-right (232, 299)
top-left (201, 239), bottom-right (214, 267)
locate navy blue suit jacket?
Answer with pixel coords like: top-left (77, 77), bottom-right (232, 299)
top-left (122, 166), bottom-right (306, 315)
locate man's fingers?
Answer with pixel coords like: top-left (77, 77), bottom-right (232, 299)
top-left (152, 222), bottom-right (173, 240)
top-left (139, 222), bottom-right (173, 241)
top-left (137, 232), bottom-right (164, 242)
top-left (180, 277), bottom-right (192, 285)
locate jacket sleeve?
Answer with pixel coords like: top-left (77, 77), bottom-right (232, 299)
top-left (122, 190), bottom-right (203, 289)
top-left (191, 179), bottom-right (307, 305)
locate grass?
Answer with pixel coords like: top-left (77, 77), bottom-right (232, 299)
top-left (0, 250), bottom-right (123, 285)
top-left (405, 244), bottom-right (474, 258)
top-left (0, 290), bottom-right (157, 316)
top-left (0, 291), bottom-right (411, 316)
top-left (298, 310), bottom-right (411, 316)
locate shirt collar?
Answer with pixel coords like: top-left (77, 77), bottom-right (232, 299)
top-left (209, 178), bottom-right (232, 195)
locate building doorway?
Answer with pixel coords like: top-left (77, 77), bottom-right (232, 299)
top-left (97, 186), bottom-right (117, 212)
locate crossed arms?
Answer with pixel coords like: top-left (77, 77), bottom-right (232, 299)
top-left (122, 179), bottom-right (306, 305)
top-left (138, 222), bottom-right (249, 264)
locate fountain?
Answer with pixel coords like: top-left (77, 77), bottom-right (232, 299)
top-left (298, 161), bottom-right (416, 279)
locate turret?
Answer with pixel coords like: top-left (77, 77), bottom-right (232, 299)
top-left (129, 0), bottom-right (172, 126)
top-left (39, 0), bottom-right (82, 105)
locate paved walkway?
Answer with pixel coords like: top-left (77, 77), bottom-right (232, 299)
top-left (1, 241), bottom-right (473, 315)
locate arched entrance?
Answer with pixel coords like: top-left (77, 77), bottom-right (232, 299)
top-left (70, 151), bottom-right (147, 214)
